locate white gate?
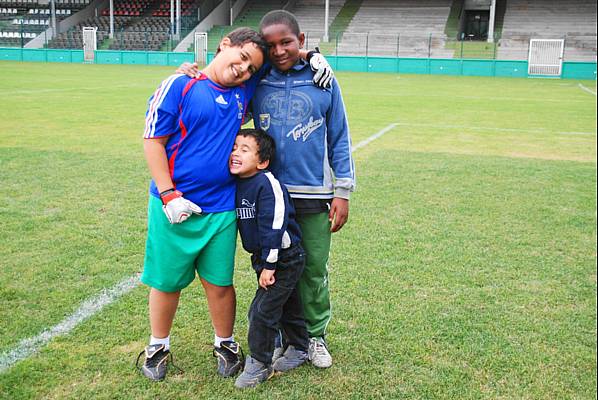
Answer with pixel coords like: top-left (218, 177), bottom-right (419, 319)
top-left (82, 26), bottom-right (97, 63)
top-left (194, 31), bottom-right (208, 66)
top-left (528, 39), bottom-right (564, 77)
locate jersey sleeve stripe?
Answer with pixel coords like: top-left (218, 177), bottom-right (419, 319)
top-left (264, 172), bottom-right (285, 230)
top-left (266, 248), bottom-right (279, 263)
top-left (143, 74), bottom-right (180, 138)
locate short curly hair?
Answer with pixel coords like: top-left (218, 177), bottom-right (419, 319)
top-left (237, 128), bottom-right (275, 164)
top-left (217, 27), bottom-right (267, 60)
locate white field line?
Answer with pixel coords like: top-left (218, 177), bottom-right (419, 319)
top-left (2, 85), bottom-right (145, 95)
top-left (0, 274), bottom-right (140, 374)
top-left (394, 122), bottom-right (595, 136)
top-left (374, 92), bottom-right (591, 104)
top-left (352, 123), bottom-right (399, 152)
top-left (578, 83), bottom-right (597, 96)
top-left (0, 124), bottom-right (395, 375)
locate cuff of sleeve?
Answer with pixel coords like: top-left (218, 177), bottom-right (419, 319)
top-left (334, 187), bottom-right (352, 200)
top-left (263, 262), bottom-right (277, 270)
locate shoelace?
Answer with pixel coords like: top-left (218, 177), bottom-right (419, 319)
top-left (312, 340), bottom-right (329, 356)
top-left (135, 349), bottom-right (184, 374)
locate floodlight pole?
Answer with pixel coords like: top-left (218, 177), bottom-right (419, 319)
top-left (50, 0), bottom-right (56, 38)
top-left (170, 0), bottom-right (174, 40)
top-left (487, 0), bottom-right (496, 43)
top-left (323, 0), bottom-right (329, 42)
top-left (109, 0), bottom-right (113, 38)
top-left (176, 0), bottom-right (181, 40)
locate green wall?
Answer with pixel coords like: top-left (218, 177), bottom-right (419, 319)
top-left (1, 48), bottom-right (595, 80)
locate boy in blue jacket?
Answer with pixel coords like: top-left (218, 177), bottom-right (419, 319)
top-left (176, 9), bottom-right (348, 369)
top-left (253, 10), bottom-right (356, 368)
top-left (229, 128), bottom-right (309, 389)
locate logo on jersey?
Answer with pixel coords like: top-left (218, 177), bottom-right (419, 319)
top-left (259, 114), bottom-right (271, 130)
top-left (287, 116), bottom-right (324, 142)
top-left (215, 95), bottom-right (228, 105)
top-left (236, 199), bottom-right (255, 219)
top-left (260, 90), bottom-right (313, 126)
top-left (237, 97), bottom-right (244, 120)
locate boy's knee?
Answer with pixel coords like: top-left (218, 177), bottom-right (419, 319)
top-left (205, 282), bottom-right (235, 299)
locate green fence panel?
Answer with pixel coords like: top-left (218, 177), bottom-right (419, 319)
top-left (398, 58), bottom-right (429, 74)
top-left (333, 56), bottom-right (368, 72)
top-left (562, 62), bottom-right (597, 80)
top-left (494, 61), bottom-right (528, 78)
top-left (462, 60), bottom-right (495, 77)
top-left (22, 49), bottom-right (47, 62)
top-left (122, 51), bottom-right (149, 65)
top-left (147, 52), bottom-right (169, 65)
top-left (46, 49), bottom-right (75, 63)
top-left (71, 51), bottom-right (84, 63)
top-left (430, 59), bottom-right (461, 75)
top-left (167, 52), bottom-right (194, 66)
top-left (95, 50), bottom-right (123, 64)
top-left (0, 47), bottom-right (22, 61)
top-left (1, 48), bottom-right (595, 80)
top-left (367, 57), bottom-right (399, 73)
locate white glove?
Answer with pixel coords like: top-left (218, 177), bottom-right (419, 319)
top-left (160, 189), bottom-right (202, 224)
top-left (309, 51), bottom-right (334, 89)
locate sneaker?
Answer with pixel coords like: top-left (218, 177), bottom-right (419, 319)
top-left (213, 341), bottom-right (244, 377)
top-left (234, 356), bottom-right (274, 389)
top-left (308, 337), bottom-right (332, 368)
top-left (271, 331), bottom-right (284, 364)
top-left (272, 345), bottom-right (308, 372)
top-left (136, 344), bottom-right (171, 381)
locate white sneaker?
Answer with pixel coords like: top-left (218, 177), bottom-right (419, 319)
top-left (308, 337), bottom-right (332, 368)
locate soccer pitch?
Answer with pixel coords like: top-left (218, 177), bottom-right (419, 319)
top-left (0, 61), bottom-right (596, 399)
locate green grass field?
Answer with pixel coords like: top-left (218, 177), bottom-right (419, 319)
top-left (0, 61), bottom-right (596, 399)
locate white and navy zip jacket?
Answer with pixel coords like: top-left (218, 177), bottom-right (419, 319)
top-left (250, 60), bottom-right (355, 200)
top-left (236, 170), bottom-right (302, 271)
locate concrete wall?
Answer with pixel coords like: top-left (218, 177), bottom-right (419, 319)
top-left (174, 0), bottom-right (229, 52)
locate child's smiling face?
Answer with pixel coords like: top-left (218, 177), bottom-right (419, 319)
top-left (261, 23), bottom-right (305, 72)
top-left (212, 40), bottom-right (264, 87)
top-left (229, 135), bottom-right (269, 178)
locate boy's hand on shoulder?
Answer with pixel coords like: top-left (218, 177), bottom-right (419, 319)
top-left (259, 268), bottom-right (276, 290)
top-left (176, 62), bottom-right (201, 79)
top-left (329, 197), bottom-right (349, 233)
top-left (161, 189), bottom-right (202, 223)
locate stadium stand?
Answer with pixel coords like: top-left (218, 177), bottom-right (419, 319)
top-left (288, 0), bottom-right (344, 49)
top-left (333, 0), bottom-right (454, 58)
top-left (0, 0), bottom-right (89, 46)
top-left (205, 0), bottom-right (282, 52)
top-left (498, 0), bottom-right (597, 61)
top-left (45, 0), bottom-right (201, 51)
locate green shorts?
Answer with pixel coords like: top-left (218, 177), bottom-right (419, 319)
top-left (141, 195), bottom-right (237, 292)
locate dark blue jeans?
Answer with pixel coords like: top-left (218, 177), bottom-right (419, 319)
top-left (248, 244), bottom-right (309, 365)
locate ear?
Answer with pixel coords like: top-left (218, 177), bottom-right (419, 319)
top-left (218, 37), bottom-right (232, 53)
top-left (257, 159), bottom-right (270, 171)
top-left (298, 32), bottom-right (305, 48)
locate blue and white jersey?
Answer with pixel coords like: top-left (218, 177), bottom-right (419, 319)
top-left (250, 60), bottom-right (355, 200)
top-left (144, 72), bottom-right (261, 213)
top-left (236, 171), bottom-right (302, 270)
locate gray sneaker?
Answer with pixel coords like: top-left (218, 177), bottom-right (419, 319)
top-left (308, 337), bottom-right (332, 368)
top-left (272, 345), bottom-right (308, 372)
top-left (234, 356), bottom-right (274, 389)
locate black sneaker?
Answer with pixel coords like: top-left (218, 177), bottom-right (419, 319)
top-left (213, 341), bottom-right (244, 377)
top-left (136, 344), bottom-right (172, 381)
